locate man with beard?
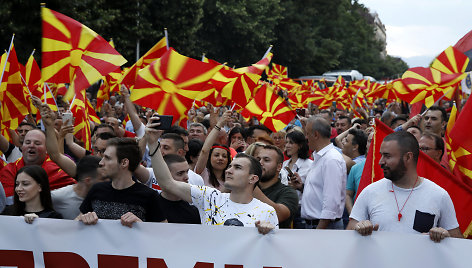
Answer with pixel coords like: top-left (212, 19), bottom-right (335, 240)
top-left (254, 144), bottom-right (299, 228)
top-left (347, 131), bottom-right (462, 242)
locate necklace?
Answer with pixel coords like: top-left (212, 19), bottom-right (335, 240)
top-left (391, 176), bottom-right (419, 221)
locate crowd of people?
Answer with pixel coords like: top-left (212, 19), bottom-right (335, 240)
top-left (0, 85), bottom-right (464, 241)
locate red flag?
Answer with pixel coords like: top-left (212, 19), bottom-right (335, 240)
top-left (454, 29), bottom-right (472, 71)
top-left (358, 119), bottom-right (472, 237)
top-left (0, 44), bottom-right (30, 126)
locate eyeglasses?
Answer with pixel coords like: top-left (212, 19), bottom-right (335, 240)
top-left (419, 146), bottom-right (438, 151)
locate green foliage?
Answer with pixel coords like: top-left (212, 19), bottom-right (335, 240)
top-left (0, 0), bottom-right (407, 79)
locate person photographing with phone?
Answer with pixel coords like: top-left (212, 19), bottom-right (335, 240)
top-left (145, 114), bottom-right (278, 234)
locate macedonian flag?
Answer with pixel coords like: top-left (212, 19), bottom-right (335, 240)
top-left (397, 67), bottom-right (466, 107)
top-left (130, 48), bottom-right (222, 122)
top-left (41, 6), bottom-right (127, 102)
top-left (241, 84), bottom-right (296, 132)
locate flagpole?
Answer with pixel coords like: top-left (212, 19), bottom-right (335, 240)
top-left (0, 34), bottom-right (15, 89)
top-left (262, 45), bottom-right (273, 60)
top-left (44, 83), bottom-right (59, 109)
top-left (164, 28), bottom-right (169, 50)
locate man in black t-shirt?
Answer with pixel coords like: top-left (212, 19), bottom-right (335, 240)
top-left (78, 138), bottom-right (166, 227)
top-left (158, 154), bottom-right (200, 224)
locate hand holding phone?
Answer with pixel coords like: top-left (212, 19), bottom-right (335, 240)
top-left (62, 111), bottom-right (74, 126)
top-left (150, 115), bottom-right (173, 130)
top-left (285, 166), bottom-right (294, 180)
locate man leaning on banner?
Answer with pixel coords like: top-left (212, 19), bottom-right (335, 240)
top-left (347, 131), bottom-right (462, 242)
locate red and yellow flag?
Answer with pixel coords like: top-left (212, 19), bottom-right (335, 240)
top-left (0, 43), bottom-right (30, 127)
top-left (267, 63), bottom-right (288, 79)
top-left (130, 48), bottom-right (222, 122)
top-left (70, 92), bottom-right (92, 150)
top-left (120, 37), bottom-right (167, 88)
top-left (41, 6), bottom-right (127, 102)
top-left (235, 52), bottom-right (273, 76)
top-left (241, 84), bottom-right (295, 132)
top-left (23, 53), bottom-right (58, 112)
top-left (431, 46), bottom-right (469, 74)
top-left (447, 99), bottom-right (472, 189)
top-left (396, 67), bottom-right (466, 107)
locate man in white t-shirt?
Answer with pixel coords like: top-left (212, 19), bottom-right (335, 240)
top-left (146, 121), bottom-right (278, 234)
top-left (347, 131), bottom-right (462, 242)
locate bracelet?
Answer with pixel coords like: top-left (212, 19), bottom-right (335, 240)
top-left (214, 125), bottom-right (221, 131)
top-left (149, 141), bottom-right (161, 157)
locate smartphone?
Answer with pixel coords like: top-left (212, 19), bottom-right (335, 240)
top-left (62, 111), bottom-right (74, 126)
top-left (284, 166), bottom-right (294, 180)
top-left (296, 108), bottom-right (306, 117)
top-left (151, 115), bottom-right (173, 130)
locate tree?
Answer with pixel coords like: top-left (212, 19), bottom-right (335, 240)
top-left (197, 0), bottom-right (283, 67)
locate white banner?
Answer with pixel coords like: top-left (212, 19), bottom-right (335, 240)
top-left (0, 216), bottom-right (471, 268)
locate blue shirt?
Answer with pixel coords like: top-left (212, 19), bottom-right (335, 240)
top-left (346, 159), bottom-right (366, 201)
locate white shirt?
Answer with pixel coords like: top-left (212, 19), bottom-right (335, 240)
top-left (51, 185), bottom-right (83, 220)
top-left (280, 158), bottom-right (313, 185)
top-left (190, 185), bottom-right (279, 227)
top-left (145, 168), bottom-right (204, 192)
top-left (350, 178), bottom-right (459, 233)
top-left (301, 143), bottom-right (346, 220)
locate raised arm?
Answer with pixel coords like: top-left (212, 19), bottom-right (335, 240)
top-left (38, 100), bottom-right (77, 178)
top-left (335, 123), bottom-right (360, 150)
top-left (121, 85), bottom-right (145, 138)
top-left (64, 130), bottom-right (87, 159)
top-left (194, 110), bottom-right (231, 174)
top-left (146, 118), bottom-right (192, 203)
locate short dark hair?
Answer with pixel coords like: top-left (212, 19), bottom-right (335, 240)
top-left (76, 155), bottom-right (101, 182)
top-left (234, 153), bottom-right (262, 179)
top-left (246, 125), bottom-right (272, 139)
top-left (337, 115), bottom-right (351, 125)
top-left (383, 131), bottom-right (419, 164)
top-left (391, 115), bottom-right (408, 127)
top-left (421, 132), bottom-right (445, 159)
top-left (348, 128), bottom-right (368, 155)
top-left (107, 138), bottom-right (141, 172)
top-left (286, 131), bottom-right (310, 159)
top-left (319, 109), bottom-right (332, 117)
top-left (93, 124), bottom-right (115, 136)
top-left (12, 165), bottom-right (53, 216)
top-left (261, 144), bottom-right (284, 164)
top-left (352, 118), bottom-right (367, 125)
top-left (228, 126), bottom-right (247, 146)
top-left (186, 139), bottom-right (203, 164)
top-left (163, 154), bottom-right (187, 167)
top-left (164, 126), bottom-right (189, 136)
top-left (308, 116), bottom-right (331, 138)
top-left (407, 125), bottom-right (422, 134)
top-left (161, 133), bottom-right (185, 150)
top-left (96, 132), bottom-right (116, 141)
top-left (428, 106), bottom-right (447, 122)
top-left (18, 122), bottom-right (37, 129)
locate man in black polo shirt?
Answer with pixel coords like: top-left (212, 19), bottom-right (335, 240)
top-left (254, 144), bottom-right (299, 228)
top-left (158, 154), bottom-right (201, 224)
top-left (78, 138), bottom-right (166, 227)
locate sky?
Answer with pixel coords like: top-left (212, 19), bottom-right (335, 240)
top-left (359, 0), bottom-right (472, 68)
